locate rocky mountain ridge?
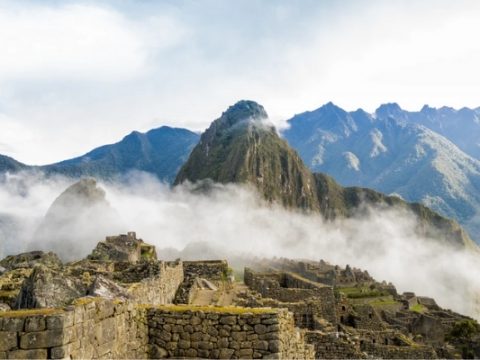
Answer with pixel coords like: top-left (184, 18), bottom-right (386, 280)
top-left (0, 126), bottom-right (199, 183)
top-left (283, 102), bottom-right (480, 243)
top-left (176, 100), bottom-right (476, 250)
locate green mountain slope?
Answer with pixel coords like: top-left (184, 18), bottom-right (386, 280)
top-left (175, 100), bottom-right (320, 210)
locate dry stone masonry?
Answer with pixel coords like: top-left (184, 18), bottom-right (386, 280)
top-left (1, 233), bottom-right (480, 359)
top-left (147, 306), bottom-right (314, 359)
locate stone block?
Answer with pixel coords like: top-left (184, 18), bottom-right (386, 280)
top-left (25, 316), bottom-right (46, 332)
top-left (96, 301), bottom-right (115, 320)
top-left (0, 332), bottom-right (17, 351)
top-left (218, 338), bottom-right (229, 348)
top-left (2, 317), bottom-right (24, 332)
top-left (20, 329), bottom-right (64, 349)
top-left (219, 316), bottom-right (236, 325)
top-left (95, 317), bottom-right (116, 345)
top-left (7, 349), bottom-right (48, 359)
top-left (253, 340), bottom-right (269, 350)
top-left (239, 348), bottom-right (254, 358)
top-left (254, 324), bottom-right (267, 334)
top-left (268, 340), bottom-right (281, 353)
top-left (178, 339), bottom-right (190, 349)
top-left (185, 348), bottom-right (197, 357)
top-left (231, 331), bottom-right (246, 341)
top-left (197, 349), bottom-right (210, 358)
top-left (262, 317), bottom-right (279, 325)
top-left (219, 348), bottom-right (235, 359)
top-left (46, 314), bottom-right (70, 330)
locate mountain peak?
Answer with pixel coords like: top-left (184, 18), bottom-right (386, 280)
top-left (219, 100), bottom-right (268, 129)
top-left (375, 103), bottom-right (404, 118)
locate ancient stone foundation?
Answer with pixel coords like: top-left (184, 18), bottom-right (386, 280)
top-left (0, 298), bottom-right (148, 359)
top-left (147, 306), bottom-right (314, 359)
top-left (0, 300), bottom-right (315, 359)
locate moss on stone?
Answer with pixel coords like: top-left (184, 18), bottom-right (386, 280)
top-left (0, 307), bottom-right (63, 318)
top-left (144, 304), bottom-right (277, 314)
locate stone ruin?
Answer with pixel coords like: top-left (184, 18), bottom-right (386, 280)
top-left (0, 233), bottom-right (479, 359)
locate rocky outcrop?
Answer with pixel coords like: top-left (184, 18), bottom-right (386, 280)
top-left (34, 178), bottom-right (124, 261)
top-left (0, 251), bottom-right (62, 271)
top-left (15, 265), bottom-right (86, 309)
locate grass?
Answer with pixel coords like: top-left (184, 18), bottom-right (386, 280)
top-left (410, 303), bottom-right (427, 313)
top-left (145, 304), bottom-right (277, 315)
top-left (369, 297), bottom-right (401, 307)
top-left (0, 308), bottom-right (64, 318)
top-left (337, 286), bottom-right (388, 299)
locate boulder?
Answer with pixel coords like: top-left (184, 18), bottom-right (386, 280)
top-left (15, 264), bottom-right (86, 309)
top-left (88, 275), bottom-right (130, 300)
top-left (0, 251), bottom-right (62, 271)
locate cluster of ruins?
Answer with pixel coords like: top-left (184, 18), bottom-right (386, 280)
top-left (0, 232), bottom-right (479, 359)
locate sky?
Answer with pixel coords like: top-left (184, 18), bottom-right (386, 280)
top-left (1, 0), bottom-right (480, 164)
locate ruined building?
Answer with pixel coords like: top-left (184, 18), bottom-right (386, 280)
top-left (0, 233), bottom-right (479, 359)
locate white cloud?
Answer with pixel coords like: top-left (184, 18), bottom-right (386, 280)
top-left (0, 3), bottom-right (187, 82)
top-left (1, 172), bottom-right (479, 318)
top-left (0, 1), bottom-right (480, 163)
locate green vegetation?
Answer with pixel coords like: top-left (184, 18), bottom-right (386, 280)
top-left (410, 303), bottom-right (427, 313)
top-left (447, 319), bottom-right (480, 341)
top-left (0, 308), bottom-right (63, 318)
top-left (446, 320), bottom-right (480, 359)
top-left (337, 286), bottom-right (389, 299)
top-left (150, 304), bottom-right (277, 314)
top-left (369, 297), bottom-right (400, 307)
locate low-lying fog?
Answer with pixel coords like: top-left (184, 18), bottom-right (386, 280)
top-left (0, 171), bottom-right (479, 319)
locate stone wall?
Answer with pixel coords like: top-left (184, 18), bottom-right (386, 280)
top-left (183, 261), bottom-right (229, 281)
top-left (244, 268), bottom-right (337, 326)
top-left (361, 342), bottom-right (438, 359)
top-left (147, 305), bottom-right (315, 359)
top-left (0, 298), bottom-right (149, 359)
top-left (128, 261), bottom-right (183, 305)
top-left (305, 331), bottom-right (365, 359)
top-left (349, 304), bottom-right (385, 330)
top-left (175, 261), bottom-right (229, 305)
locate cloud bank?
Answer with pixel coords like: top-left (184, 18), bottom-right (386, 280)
top-left (1, 1), bottom-right (480, 164)
top-left (0, 171), bottom-right (479, 319)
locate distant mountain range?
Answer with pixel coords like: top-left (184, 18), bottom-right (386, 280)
top-left (282, 103), bottom-right (480, 243)
top-left (0, 126), bottom-right (199, 183)
top-left (376, 103), bottom-right (480, 160)
top-left (1, 101), bottom-right (479, 243)
top-left (175, 100), bottom-right (474, 250)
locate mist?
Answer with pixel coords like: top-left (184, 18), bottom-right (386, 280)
top-left (0, 171), bottom-right (479, 319)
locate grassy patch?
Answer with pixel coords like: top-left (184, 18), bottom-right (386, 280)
top-left (410, 303), bottom-right (427, 313)
top-left (337, 286), bottom-right (388, 299)
top-left (369, 298), bottom-right (400, 307)
top-left (0, 308), bottom-right (63, 318)
top-left (147, 304), bottom-right (277, 315)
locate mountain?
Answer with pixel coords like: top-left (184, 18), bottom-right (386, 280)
top-left (175, 100), bottom-right (320, 210)
top-left (42, 126), bottom-right (199, 183)
top-left (0, 126), bottom-right (199, 184)
top-left (176, 100), bottom-right (475, 249)
top-left (34, 178), bottom-right (124, 260)
top-left (282, 103), bottom-right (480, 243)
top-left (377, 104), bottom-right (480, 160)
top-left (0, 155), bottom-right (27, 174)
